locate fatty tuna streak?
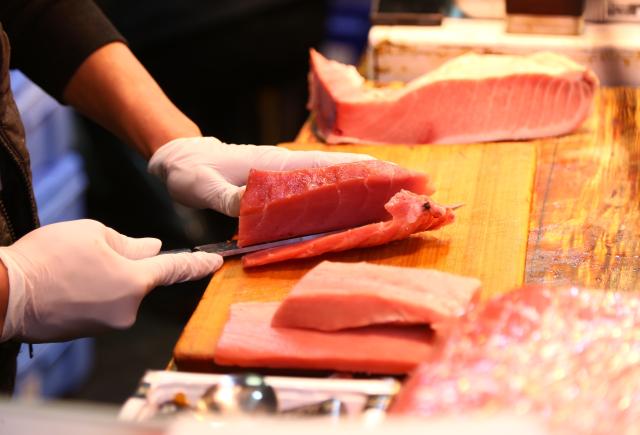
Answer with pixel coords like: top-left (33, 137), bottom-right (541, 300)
top-left (214, 302), bottom-right (437, 374)
top-left (242, 190), bottom-right (455, 268)
top-left (271, 261), bottom-right (481, 331)
top-left (238, 160), bottom-right (431, 247)
top-left (309, 49), bottom-right (599, 145)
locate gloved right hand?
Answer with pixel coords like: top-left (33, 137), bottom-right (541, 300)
top-left (0, 219), bottom-right (222, 343)
top-left (148, 137), bottom-right (374, 217)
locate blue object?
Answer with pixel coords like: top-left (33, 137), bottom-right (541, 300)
top-left (10, 71), bottom-right (94, 399)
top-left (15, 339), bottom-right (94, 399)
top-left (33, 152), bottom-right (88, 226)
top-left (15, 152), bottom-right (92, 398)
top-left (323, 0), bottom-right (372, 64)
top-left (10, 70), bottom-right (76, 179)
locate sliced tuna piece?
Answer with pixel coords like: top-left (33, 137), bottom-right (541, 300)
top-left (271, 261), bottom-right (481, 331)
top-left (238, 160), bottom-right (431, 247)
top-left (242, 189), bottom-right (455, 268)
top-left (214, 302), bottom-right (437, 374)
top-left (309, 49), bottom-right (599, 145)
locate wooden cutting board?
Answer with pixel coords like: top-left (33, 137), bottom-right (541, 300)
top-left (174, 141), bottom-right (537, 372)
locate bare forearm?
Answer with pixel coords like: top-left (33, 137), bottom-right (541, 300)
top-left (62, 42), bottom-right (201, 159)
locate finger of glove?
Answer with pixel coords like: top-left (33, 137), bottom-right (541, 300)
top-left (305, 150), bottom-right (375, 168)
top-left (194, 167), bottom-right (245, 217)
top-left (105, 227), bottom-right (162, 260)
top-left (138, 251), bottom-right (223, 289)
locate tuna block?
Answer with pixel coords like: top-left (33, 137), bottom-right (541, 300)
top-left (238, 160), bottom-right (431, 247)
top-left (309, 49), bottom-right (598, 145)
top-left (271, 261), bottom-right (481, 331)
top-left (242, 189), bottom-right (455, 268)
top-left (214, 302), bottom-right (437, 374)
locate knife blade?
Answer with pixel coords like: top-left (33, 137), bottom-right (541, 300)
top-left (162, 202), bottom-right (464, 258)
top-left (160, 230), bottom-right (342, 258)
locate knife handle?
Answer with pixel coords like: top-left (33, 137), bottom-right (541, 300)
top-left (158, 248), bottom-right (196, 255)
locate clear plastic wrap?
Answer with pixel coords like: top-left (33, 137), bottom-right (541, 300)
top-left (391, 285), bottom-right (640, 434)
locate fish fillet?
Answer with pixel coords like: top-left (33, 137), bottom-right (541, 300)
top-left (242, 189), bottom-right (455, 268)
top-left (309, 49), bottom-right (599, 144)
top-left (214, 302), bottom-right (437, 374)
top-left (238, 160), bottom-right (432, 247)
top-left (271, 261), bottom-right (481, 331)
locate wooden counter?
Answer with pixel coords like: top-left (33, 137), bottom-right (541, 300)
top-left (173, 87), bottom-right (640, 372)
top-left (298, 88), bottom-right (640, 290)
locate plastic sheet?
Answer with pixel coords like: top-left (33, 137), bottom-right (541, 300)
top-left (391, 285), bottom-right (640, 434)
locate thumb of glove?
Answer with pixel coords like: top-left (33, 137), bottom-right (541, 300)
top-left (191, 168), bottom-right (245, 217)
top-left (138, 251), bottom-right (223, 289)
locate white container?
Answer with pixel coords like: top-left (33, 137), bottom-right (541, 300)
top-left (368, 18), bottom-right (640, 86)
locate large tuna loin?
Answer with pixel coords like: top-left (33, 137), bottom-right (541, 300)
top-left (214, 302), bottom-right (437, 374)
top-left (309, 49), bottom-right (599, 145)
top-left (242, 189), bottom-right (455, 268)
top-left (390, 285), bottom-right (640, 434)
top-left (237, 160), bottom-right (431, 247)
top-left (271, 261), bottom-right (481, 331)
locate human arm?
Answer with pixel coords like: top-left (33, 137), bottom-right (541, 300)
top-left (63, 40), bottom-right (375, 214)
top-left (2, 0), bottom-right (373, 216)
top-left (62, 41), bottom-right (374, 212)
top-left (62, 41), bottom-right (200, 159)
top-left (1, 1), bottom-right (191, 158)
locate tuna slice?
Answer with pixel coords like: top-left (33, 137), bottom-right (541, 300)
top-left (214, 302), bottom-right (436, 374)
top-left (242, 189), bottom-right (455, 268)
top-left (390, 285), bottom-right (640, 434)
top-left (238, 160), bottom-right (431, 247)
top-left (309, 49), bottom-right (599, 145)
top-left (271, 261), bottom-right (481, 331)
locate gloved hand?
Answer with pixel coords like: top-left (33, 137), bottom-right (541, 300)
top-left (0, 219), bottom-right (222, 343)
top-left (148, 137), bottom-right (374, 217)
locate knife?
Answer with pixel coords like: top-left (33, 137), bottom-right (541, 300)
top-left (162, 203), bottom-right (464, 258)
top-left (160, 230), bottom-right (342, 258)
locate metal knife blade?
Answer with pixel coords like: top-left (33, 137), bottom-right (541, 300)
top-left (162, 230), bottom-right (342, 258)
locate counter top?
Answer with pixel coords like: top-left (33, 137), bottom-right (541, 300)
top-left (300, 87), bottom-right (640, 290)
top-left (172, 87), bottom-right (639, 373)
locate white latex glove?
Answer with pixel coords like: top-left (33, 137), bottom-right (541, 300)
top-left (148, 137), bottom-right (374, 217)
top-left (0, 219), bottom-right (222, 343)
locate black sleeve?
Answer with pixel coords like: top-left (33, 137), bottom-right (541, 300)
top-left (0, 0), bottom-right (127, 102)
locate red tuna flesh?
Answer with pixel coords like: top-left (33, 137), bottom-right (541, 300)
top-left (242, 189), bottom-right (455, 268)
top-left (214, 302), bottom-right (437, 374)
top-left (309, 49), bottom-right (598, 145)
top-left (238, 160), bottom-right (431, 247)
top-left (271, 261), bottom-right (481, 331)
top-left (390, 285), bottom-right (640, 434)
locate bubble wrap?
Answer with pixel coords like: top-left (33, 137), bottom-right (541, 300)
top-left (391, 285), bottom-right (640, 434)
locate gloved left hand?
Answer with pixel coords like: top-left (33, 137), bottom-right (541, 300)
top-left (148, 137), bottom-right (374, 217)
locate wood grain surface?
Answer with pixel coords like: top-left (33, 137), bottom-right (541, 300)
top-left (174, 142), bottom-right (537, 372)
top-left (525, 88), bottom-right (640, 290)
